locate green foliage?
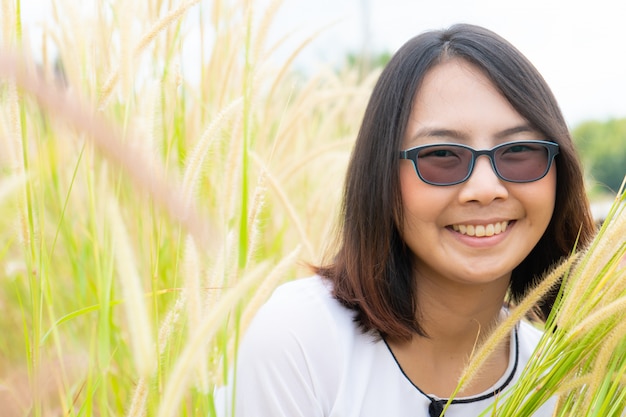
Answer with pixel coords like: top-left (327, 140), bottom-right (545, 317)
top-left (344, 50), bottom-right (392, 69)
top-left (572, 118), bottom-right (626, 195)
top-left (342, 49), bottom-right (392, 79)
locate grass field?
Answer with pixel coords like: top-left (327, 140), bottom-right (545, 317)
top-left (0, 1), bottom-right (373, 415)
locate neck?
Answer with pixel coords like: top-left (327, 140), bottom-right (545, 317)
top-left (385, 272), bottom-right (512, 397)
top-left (416, 270), bottom-right (509, 343)
top-left (420, 292), bottom-right (505, 346)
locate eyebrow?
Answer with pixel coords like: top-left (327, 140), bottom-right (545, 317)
top-left (408, 123), bottom-right (539, 144)
top-left (493, 124), bottom-right (539, 139)
top-left (409, 128), bottom-right (468, 142)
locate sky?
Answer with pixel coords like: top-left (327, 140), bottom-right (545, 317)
top-left (267, 0), bottom-right (626, 126)
top-left (18, 0), bottom-right (626, 127)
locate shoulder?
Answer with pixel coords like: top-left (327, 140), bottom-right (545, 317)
top-left (237, 275), bottom-right (363, 373)
top-left (232, 276), bottom-right (364, 415)
top-left (246, 275), bottom-right (355, 338)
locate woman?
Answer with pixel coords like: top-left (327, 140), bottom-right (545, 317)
top-left (228, 24), bottom-right (596, 417)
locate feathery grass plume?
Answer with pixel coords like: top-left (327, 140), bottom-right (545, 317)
top-left (3, 77), bottom-right (29, 245)
top-left (239, 245), bottom-right (301, 333)
top-left (223, 111), bottom-right (244, 232)
top-left (252, 0), bottom-right (282, 63)
top-left (182, 235), bottom-right (201, 333)
top-left (126, 377), bottom-right (149, 417)
top-left (251, 151), bottom-right (316, 259)
top-left (156, 261), bottom-right (272, 417)
top-left (202, 230), bottom-right (236, 317)
top-left (1, 2), bottom-right (14, 45)
top-left (556, 231), bottom-right (621, 325)
top-left (181, 234), bottom-right (211, 394)
top-left (127, 293), bottom-right (187, 417)
top-left (575, 317), bottom-right (626, 414)
top-left (98, 0), bottom-right (201, 108)
top-left (107, 191), bottom-right (156, 377)
top-left (244, 171), bottom-right (267, 267)
top-left (470, 187), bottom-right (626, 416)
top-left (277, 138), bottom-right (353, 185)
top-left (133, 79), bottom-right (160, 163)
top-left (264, 21), bottom-right (338, 105)
top-left (180, 97), bottom-right (243, 206)
top-left (49, 2), bottom-right (103, 96)
top-left (119, 1), bottom-right (139, 102)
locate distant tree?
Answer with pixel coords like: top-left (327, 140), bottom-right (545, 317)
top-left (572, 117), bottom-right (626, 195)
top-left (345, 50), bottom-right (392, 69)
top-left (343, 50), bottom-right (392, 79)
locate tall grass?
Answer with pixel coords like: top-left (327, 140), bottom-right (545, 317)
top-left (0, 0), bottom-right (373, 415)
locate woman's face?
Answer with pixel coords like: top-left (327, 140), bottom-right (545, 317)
top-left (399, 59), bottom-right (556, 287)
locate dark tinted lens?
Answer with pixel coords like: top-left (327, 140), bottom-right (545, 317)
top-left (494, 142), bottom-right (550, 182)
top-left (416, 145), bottom-right (473, 184)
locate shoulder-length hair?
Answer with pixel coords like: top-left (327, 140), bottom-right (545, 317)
top-left (315, 23), bottom-right (596, 341)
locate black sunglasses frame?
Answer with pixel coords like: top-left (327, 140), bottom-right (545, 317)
top-left (399, 140), bottom-right (560, 186)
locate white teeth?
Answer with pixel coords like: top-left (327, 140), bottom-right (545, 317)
top-left (452, 221), bottom-right (509, 237)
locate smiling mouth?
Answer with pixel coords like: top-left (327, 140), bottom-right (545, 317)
top-left (451, 221), bottom-right (509, 237)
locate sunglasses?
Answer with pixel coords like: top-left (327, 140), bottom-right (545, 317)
top-left (399, 140), bottom-right (559, 186)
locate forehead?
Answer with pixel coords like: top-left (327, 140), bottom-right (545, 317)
top-left (404, 58), bottom-right (532, 147)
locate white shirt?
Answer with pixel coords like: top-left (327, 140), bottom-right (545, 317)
top-left (217, 275), bottom-right (555, 417)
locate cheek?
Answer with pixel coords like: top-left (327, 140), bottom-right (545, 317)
top-left (399, 164), bottom-right (416, 200)
top-left (399, 162), bottom-right (433, 212)
top-left (523, 168), bottom-right (557, 227)
top-left (399, 164), bottom-right (425, 231)
top-left (540, 167), bottom-right (557, 213)
top-left (399, 162), bottom-right (449, 227)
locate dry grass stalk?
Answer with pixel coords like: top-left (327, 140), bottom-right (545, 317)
top-left (181, 97), bottom-right (243, 207)
top-left (156, 262), bottom-right (271, 417)
top-left (250, 151), bottom-right (316, 259)
top-left (127, 294), bottom-right (187, 417)
top-left (107, 192), bottom-right (156, 377)
top-left (126, 377), bottom-right (149, 417)
top-left (239, 245), bottom-right (301, 332)
top-left (98, 0), bottom-right (202, 108)
top-left (182, 234), bottom-right (211, 393)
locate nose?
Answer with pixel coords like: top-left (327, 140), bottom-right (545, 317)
top-left (457, 155), bottom-right (509, 204)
